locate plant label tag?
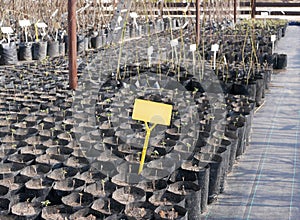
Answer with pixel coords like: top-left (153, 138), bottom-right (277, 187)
top-left (130, 12), bottom-right (138, 18)
top-left (1, 27), bottom-right (13, 34)
top-left (170, 39), bottom-right (178, 47)
top-left (271, 35), bottom-right (276, 42)
top-left (132, 99), bottom-right (173, 126)
top-left (130, 12), bottom-right (138, 29)
top-left (117, 16), bottom-right (122, 25)
top-left (19, 19), bottom-right (31, 27)
top-left (211, 44), bottom-right (219, 52)
top-left (51, 9), bottom-right (59, 18)
top-left (147, 46), bottom-right (154, 56)
top-left (190, 44), bottom-right (196, 52)
top-left (261, 12), bottom-right (268, 18)
top-left (224, 55), bottom-right (227, 65)
top-left (36, 22), bottom-right (47, 28)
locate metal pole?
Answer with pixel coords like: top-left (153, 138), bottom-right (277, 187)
top-left (68, 0), bottom-right (78, 90)
top-left (234, 0), bottom-right (237, 23)
top-left (251, 0), bottom-right (256, 19)
top-left (196, 0), bottom-right (201, 46)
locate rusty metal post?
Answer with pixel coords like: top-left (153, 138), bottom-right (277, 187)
top-left (234, 0), bottom-right (237, 23)
top-left (68, 0), bottom-right (78, 90)
top-left (251, 0), bottom-right (256, 19)
top-left (196, 0), bottom-right (201, 46)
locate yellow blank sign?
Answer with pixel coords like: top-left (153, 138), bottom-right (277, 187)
top-left (132, 99), bottom-right (173, 126)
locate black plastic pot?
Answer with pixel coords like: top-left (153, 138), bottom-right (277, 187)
top-left (11, 201), bottom-right (41, 219)
top-left (273, 53), bottom-right (287, 69)
top-left (59, 42), bottom-right (65, 56)
top-left (227, 116), bottom-right (246, 158)
top-left (24, 177), bottom-right (52, 199)
top-left (0, 198), bottom-right (10, 215)
top-left (125, 201), bottom-right (154, 220)
top-left (53, 178), bottom-right (85, 197)
top-left (69, 207), bottom-right (103, 219)
top-left (201, 141), bottom-right (230, 193)
top-left (91, 197), bottom-right (124, 216)
top-left (36, 154), bottom-right (65, 169)
top-left (20, 164), bottom-right (51, 178)
top-left (61, 191), bottom-right (94, 211)
top-left (223, 127), bottom-right (239, 173)
top-left (91, 35), bottom-right (103, 49)
top-left (64, 156), bottom-right (90, 173)
top-left (41, 205), bottom-right (71, 219)
top-left (0, 42), bottom-right (18, 65)
top-left (112, 186), bottom-right (146, 205)
top-left (77, 35), bottom-right (85, 54)
top-left (149, 189), bottom-right (185, 208)
top-left (194, 152), bottom-right (223, 204)
top-left (174, 160), bottom-right (210, 213)
top-left (154, 205), bottom-right (188, 220)
top-left (231, 81), bottom-right (257, 101)
top-left (47, 41), bottom-right (60, 58)
top-left (137, 179), bottom-right (168, 199)
top-left (254, 74), bottom-right (265, 106)
top-left (18, 42), bottom-right (33, 61)
top-left (47, 166), bottom-right (78, 181)
top-left (85, 180), bottom-right (116, 198)
top-left (0, 184), bottom-right (9, 197)
top-left (7, 153), bottom-right (36, 165)
top-left (168, 181), bottom-right (201, 220)
top-left (32, 41), bottom-right (47, 60)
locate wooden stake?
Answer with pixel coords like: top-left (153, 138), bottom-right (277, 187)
top-left (196, 0), bottom-right (201, 46)
top-left (68, 0), bottom-right (78, 90)
top-left (234, 0), bottom-right (237, 23)
top-left (251, 0), bottom-right (256, 19)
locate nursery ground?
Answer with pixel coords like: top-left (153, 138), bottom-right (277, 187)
top-left (202, 25), bottom-right (300, 220)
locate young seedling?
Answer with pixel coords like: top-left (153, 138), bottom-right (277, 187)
top-left (101, 179), bottom-right (106, 193)
top-left (41, 199), bottom-right (51, 207)
top-left (11, 128), bottom-right (16, 140)
top-left (152, 150), bottom-right (159, 157)
top-left (40, 123), bottom-right (44, 131)
top-left (106, 113), bottom-right (112, 127)
top-left (79, 192), bottom-right (83, 206)
top-left (192, 87), bottom-right (199, 98)
top-left (186, 143), bottom-right (192, 152)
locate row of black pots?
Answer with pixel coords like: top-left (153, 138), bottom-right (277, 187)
top-left (0, 41), bottom-right (64, 64)
top-left (1, 17), bottom-right (180, 66)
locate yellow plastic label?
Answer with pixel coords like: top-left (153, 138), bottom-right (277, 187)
top-left (132, 99), bottom-right (173, 126)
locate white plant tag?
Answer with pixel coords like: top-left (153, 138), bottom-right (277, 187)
top-left (190, 44), bottom-right (196, 52)
top-left (130, 12), bottom-right (138, 29)
top-left (1, 27), bottom-right (13, 34)
top-left (170, 39), bottom-right (178, 47)
top-left (148, 46), bottom-right (154, 66)
top-left (261, 12), bottom-right (268, 18)
top-left (19, 19), bottom-right (31, 27)
top-left (271, 35), bottom-right (276, 42)
top-left (36, 22), bottom-right (47, 28)
top-left (224, 56), bottom-right (227, 65)
top-left (211, 44), bottom-right (219, 52)
top-left (147, 46), bottom-right (154, 56)
top-left (51, 9), bottom-right (59, 18)
top-left (117, 16), bottom-right (122, 25)
top-left (130, 12), bottom-right (138, 18)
